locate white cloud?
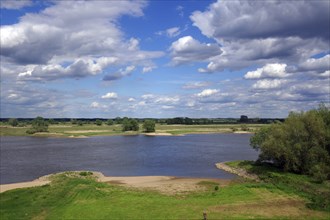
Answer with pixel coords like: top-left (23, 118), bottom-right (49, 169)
top-left (161, 105), bottom-right (174, 109)
top-left (1, 1), bottom-right (163, 81)
top-left (244, 63), bottom-right (288, 79)
top-left (298, 55), bottom-right (330, 72)
top-left (155, 96), bottom-right (180, 104)
top-left (170, 36), bottom-right (221, 65)
top-left (128, 98), bottom-right (136, 102)
top-left (196, 89), bottom-right (219, 97)
top-left (141, 94), bottom-right (155, 99)
top-left (176, 5), bottom-right (184, 17)
top-left (166, 27), bottom-right (181, 38)
top-left (103, 65), bottom-right (136, 81)
top-left (183, 81), bottom-right (211, 89)
top-left (156, 26), bottom-right (181, 38)
top-left (0, 0), bottom-right (32, 9)
top-left (90, 102), bottom-right (101, 108)
top-left (189, 0), bottom-right (329, 73)
top-left (191, 0), bottom-right (329, 41)
top-left (101, 92), bottom-right (118, 99)
top-left (142, 66), bottom-right (155, 73)
top-left (252, 79), bottom-right (287, 90)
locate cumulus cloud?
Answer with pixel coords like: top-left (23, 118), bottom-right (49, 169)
top-left (252, 79), bottom-right (287, 90)
top-left (103, 65), bottom-right (136, 81)
top-left (296, 54), bottom-right (330, 73)
top-left (18, 57), bottom-right (118, 81)
top-left (244, 63), bottom-right (288, 79)
top-left (191, 0), bottom-right (330, 41)
top-left (101, 92), bottom-right (118, 99)
top-left (196, 89), bottom-right (219, 98)
top-left (1, 0), bottom-right (163, 81)
top-left (170, 36), bottom-right (221, 65)
top-left (188, 0), bottom-right (329, 73)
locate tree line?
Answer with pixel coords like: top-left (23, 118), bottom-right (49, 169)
top-left (3, 116), bottom-right (284, 126)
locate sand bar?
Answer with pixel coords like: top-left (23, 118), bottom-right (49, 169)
top-left (1, 172), bottom-right (230, 194)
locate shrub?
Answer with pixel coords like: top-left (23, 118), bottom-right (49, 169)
top-left (143, 120), bottom-right (156, 133)
top-left (8, 118), bottom-right (18, 127)
top-left (95, 119), bottom-right (102, 126)
top-left (122, 118), bottom-right (139, 131)
top-left (106, 119), bottom-right (113, 126)
top-left (26, 116), bottom-right (48, 134)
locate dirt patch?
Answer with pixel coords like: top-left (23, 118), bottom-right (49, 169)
top-left (215, 162), bottom-right (259, 181)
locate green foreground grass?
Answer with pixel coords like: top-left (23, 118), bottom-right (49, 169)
top-left (1, 162), bottom-right (329, 219)
top-left (0, 123), bottom-right (267, 137)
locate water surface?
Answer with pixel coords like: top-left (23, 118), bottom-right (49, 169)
top-left (0, 134), bottom-right (258, 184)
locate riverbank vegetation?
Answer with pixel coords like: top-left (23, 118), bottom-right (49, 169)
top-left (1, 162), bottom-right (329, 219)
top-left (251, 104), bottom-right (330, 183)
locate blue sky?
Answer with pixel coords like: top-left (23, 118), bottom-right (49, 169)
top-left (1, 0), bottom-right (329, 118)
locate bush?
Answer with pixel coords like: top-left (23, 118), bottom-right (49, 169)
top-left (122, 118), bottom-right (139, 131)
top-left (26, 116), bottom-right (48, 134)
top-left (106, 119), bottom-right (113, 126)
top-left (8, 118), bottom-right (18, 127)
top-left (143, 120), bottom-right (156, 133)
top-left (241, 124), bottom-right (249, 131)
top-left (95, 119), bottom-right (102, 126)
top-left (79, 171), bottom-right (93, 176)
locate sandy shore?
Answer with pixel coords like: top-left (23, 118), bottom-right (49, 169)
top-left (0, 172), bottom-right (230, 194)
top-left (144, 132), bottom-right (173, 136)
top-left (0, 180), bottom-right (51, 193)
top-left (215, 162), bottom-right (259, 181)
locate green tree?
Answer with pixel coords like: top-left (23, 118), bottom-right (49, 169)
top-left (143, 120), bottom-right (156, 133)
top-left (26, 116), bottom-right (49, 134)
top-left (122, 118), bottom-right (139, 132)
top-left (250, 106), bottom-right (330, 181)
top-left (8, 118), bottom-right (18, 127)
top-left (95, 119), bottom-right (102, 126)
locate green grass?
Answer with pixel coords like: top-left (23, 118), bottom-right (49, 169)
top-left (1, 170), bottom-right (329, 219)
top-left (225, 160), bottom-right (330, 212)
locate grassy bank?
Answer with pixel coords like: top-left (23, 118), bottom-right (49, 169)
top-left (1, 164), bottom-right (329, 219)
top-left (225, 161), bottom-right (330, 212)
top-left (0, 123), bottom-right (267, 137)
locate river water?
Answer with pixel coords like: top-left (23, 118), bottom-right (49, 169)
top-left (0, 134), bottom-right (258, 184)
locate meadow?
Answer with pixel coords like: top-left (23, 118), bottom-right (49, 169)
top-left (1, 161), bottom-right (329, 219)
top-left (0, 123), bottom-right (267, 137)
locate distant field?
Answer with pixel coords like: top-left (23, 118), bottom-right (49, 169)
top-left (0, 123), bottom-right (268, 137)
top-left (1, 161), bottom-right (328, 219)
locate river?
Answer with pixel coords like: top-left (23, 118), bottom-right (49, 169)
top-left (0, 134), bottom-right (258, 184)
